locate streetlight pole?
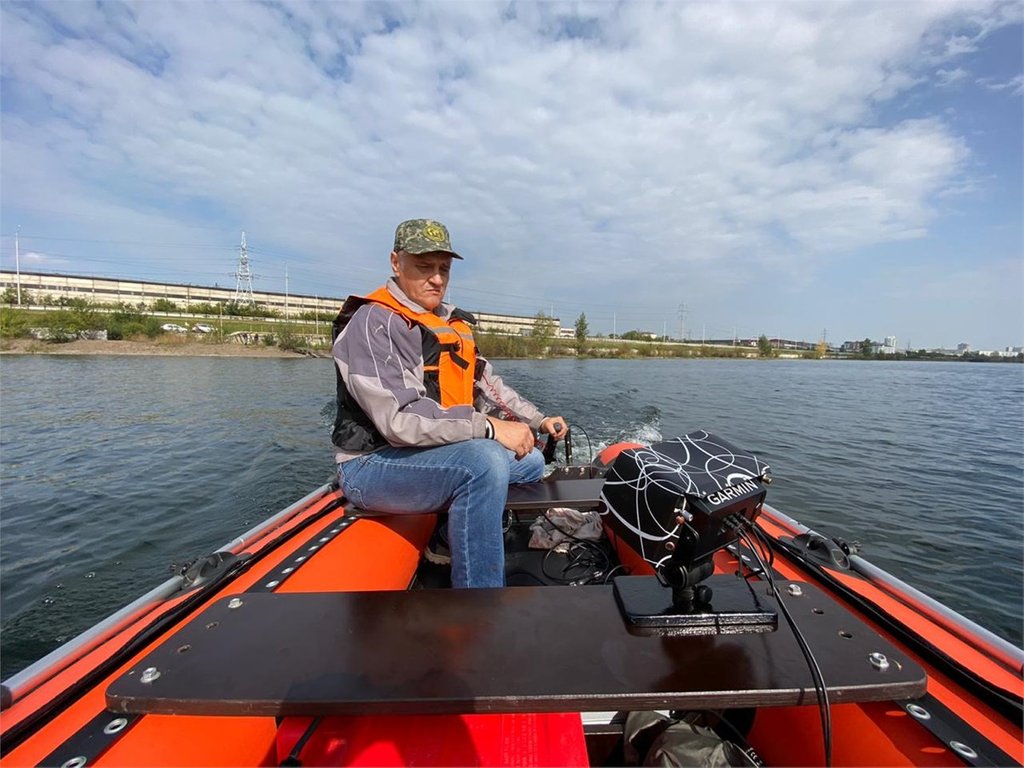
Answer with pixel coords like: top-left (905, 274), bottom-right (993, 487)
top-left (15, 225), bottom-right (22, 305)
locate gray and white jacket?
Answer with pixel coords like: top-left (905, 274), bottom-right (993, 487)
top-left (332, 279), bottom-right (546, 464)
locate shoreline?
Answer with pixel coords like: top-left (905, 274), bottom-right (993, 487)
top-left (1, 338), bottom-right (1016, 364)
top-left (0, 338), bottom-right (322, 358)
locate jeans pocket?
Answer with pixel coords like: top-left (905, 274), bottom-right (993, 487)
top-left (339, 457), bottom-right (366, 508)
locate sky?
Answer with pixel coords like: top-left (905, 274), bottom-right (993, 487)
top-left (0, 1), bottom-right (1021, 349)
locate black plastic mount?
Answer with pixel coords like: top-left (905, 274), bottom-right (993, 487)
top-left (613, 574), bottom-right (778, 636)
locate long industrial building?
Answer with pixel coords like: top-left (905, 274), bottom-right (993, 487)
top-left (0, 271), bottom-right (555, 336)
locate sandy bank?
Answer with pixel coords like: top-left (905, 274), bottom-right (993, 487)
top-left (0, 338), bottom-right (325, 358)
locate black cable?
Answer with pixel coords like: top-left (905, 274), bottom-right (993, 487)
top-left (540, 509), bottom-right (611, 578)
top-left (734, 529), bottom-right (774, 580)
top-left (601, 564), bottom-right (630, 583)
top-left (739, 525), bottom-right (832, 767)
top-left (281, 716), bottom-right (323, 766)
top-left (703, 711), bottom-right (764, 768)
top-left (570, 423), bottom-right (595, 476)
top-left (541, 547), bottom-right (583, 583)
top-left (539, 540), bottom-right (609, 584)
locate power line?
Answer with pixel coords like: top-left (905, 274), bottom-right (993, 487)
top-left (0, 234), bottom-right (237, 250)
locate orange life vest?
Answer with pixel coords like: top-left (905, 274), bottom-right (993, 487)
top-left (330, 286), bottom-right (481, 453)
top-left (359, 286), bottom-right (478, 408)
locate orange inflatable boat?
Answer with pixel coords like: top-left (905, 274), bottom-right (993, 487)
top-left (1, 431), bottom-right (1020, 767)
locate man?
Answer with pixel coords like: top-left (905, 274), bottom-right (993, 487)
top-left (331, 219), bottom-right (567, 588)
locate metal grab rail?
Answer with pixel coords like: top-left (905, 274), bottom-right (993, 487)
top-left (1, 483), bottom-right (336, 710)
top-left (760, 504), bottom-right (1024, 678)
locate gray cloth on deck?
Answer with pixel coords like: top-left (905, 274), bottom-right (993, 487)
top-left (528, 508), bottom-right (603, 550)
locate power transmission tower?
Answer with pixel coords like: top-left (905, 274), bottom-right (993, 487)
top-left (233, 231), bottom-right (256, 306)
top-left (677, 303), bottom-right (688, 341)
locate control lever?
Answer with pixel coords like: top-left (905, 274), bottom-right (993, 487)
top-left (542, 422), bottom-right (571, 465)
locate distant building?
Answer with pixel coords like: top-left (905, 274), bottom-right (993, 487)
top-left (880, 336), bottom-right (898, 355)
top-left (473, 311), bottom-right (559, 337)
top-left (0, 270), bottom-right (557, 337)
top-left (957, 343), bottom-right (971, 355)
top-left (0, 270), bottom-right (340, 319)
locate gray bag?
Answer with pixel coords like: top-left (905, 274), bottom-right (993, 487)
top-left (624, 711), bottom-right (761, 767)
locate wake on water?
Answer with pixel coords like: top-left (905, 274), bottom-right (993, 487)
top-left (317, 397), bottom-right (665, 468)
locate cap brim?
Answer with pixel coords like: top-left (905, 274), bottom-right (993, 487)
top-left (404, 246), bottom-right (463, 260)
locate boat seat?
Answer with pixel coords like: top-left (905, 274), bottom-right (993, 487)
top-left (344, 478), bottom-right (606, 518)
top-left (505, 478), bottom-right (606, 511)
top-left (342, 501), bottom-right (443, 519)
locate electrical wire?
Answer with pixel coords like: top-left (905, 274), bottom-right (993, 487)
top-left (733, 523), bottom-right (774, 579)
top-left (702, 711), bottom-right (764, 768)
top-left (536, 509), bottom-right (611, 585)
top-left (736, 523), bottom-right (832, 767)
top-left (569, 423), bottom-right (598, 476)
top-left (600, 563), bottom-right (630, 584)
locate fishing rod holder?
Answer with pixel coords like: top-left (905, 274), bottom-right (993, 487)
top-left (600, 431), bottom-right (777, 635)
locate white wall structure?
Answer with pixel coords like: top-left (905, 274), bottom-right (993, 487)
top-left (0, 271), bottom-right (556, 335)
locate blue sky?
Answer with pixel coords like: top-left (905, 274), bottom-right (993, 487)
top-left (1, 1), bottom-right (1021, 349)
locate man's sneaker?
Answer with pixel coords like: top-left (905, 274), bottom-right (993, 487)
top-left (425, 525), bottom-right (451, 565)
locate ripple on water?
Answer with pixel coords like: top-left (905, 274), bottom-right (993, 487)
top-left (1, 356), bottom-right (1021, 679)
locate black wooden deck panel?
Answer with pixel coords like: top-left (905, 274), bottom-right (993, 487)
top-left (106, 578), bottom-right (926, 717)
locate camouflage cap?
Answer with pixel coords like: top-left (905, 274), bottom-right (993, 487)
top-left (393, 219), bottom-right (463, 260)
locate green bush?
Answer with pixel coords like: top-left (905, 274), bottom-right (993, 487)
top-left (56, 297), bottom-right (94, 310)
top-left (2, 287), bottom-right (35, 305)
top-left (0, 307), bottom-right (31, 338)
top-left (39, 307), bottom-right (102, 342)
top-left (476, 332), bottom-right (533, 358)
top-left (277, 331), bottom-right (302, 351)
top-left (107, 316), bottom-right (162, 340)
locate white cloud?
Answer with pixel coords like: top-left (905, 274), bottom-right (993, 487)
top-left (0, 0), bottom-right (1019, 346)
top-left (936, 67), bottom-right (969, 87)
top-left (979, 73), bottom-right (1024, 94)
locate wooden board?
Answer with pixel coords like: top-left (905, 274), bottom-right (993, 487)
top-left (106, 578), bottom-right (926, 717)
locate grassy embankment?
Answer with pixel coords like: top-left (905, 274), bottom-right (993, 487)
top-left (0, 304), bottom-right (329, 351)
top-left (475, 332), bottom-right (766, 359)
top-left (1, 304), bottom-right (774, 359)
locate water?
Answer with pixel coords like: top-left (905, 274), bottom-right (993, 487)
top-left (1, 356), bottom-right (1021, 678)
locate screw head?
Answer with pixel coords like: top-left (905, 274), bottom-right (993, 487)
top-left (139, 667), bottom-right (161, 684)
top-left (868, 652), bottom-right (890, 671)
top-left (227, 597), bottom-right (243, 609)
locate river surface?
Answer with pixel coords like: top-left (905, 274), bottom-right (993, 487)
top-left (1, 356), bottom-right (1021, 678)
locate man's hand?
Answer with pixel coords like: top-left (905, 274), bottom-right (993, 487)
top-left (489, 417), bottom-right (536, 460)
top-left (539, 416), bottom-right (568, 441)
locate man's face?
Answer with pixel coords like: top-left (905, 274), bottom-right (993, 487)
top-left (391, 250), bottom-right (452, 311)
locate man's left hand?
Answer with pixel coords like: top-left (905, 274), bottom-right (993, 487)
top-left (539, 416), bottom-right (568, 441)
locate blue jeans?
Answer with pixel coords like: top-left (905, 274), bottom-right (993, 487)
top-left (338, 441), bottom-right (545, 588)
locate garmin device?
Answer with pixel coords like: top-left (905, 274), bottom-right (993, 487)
top-left (600, 430), bottom-right (775, 634)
